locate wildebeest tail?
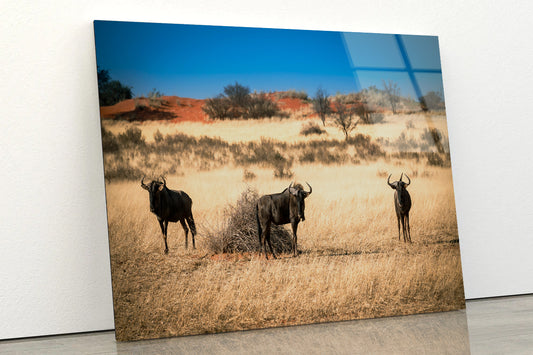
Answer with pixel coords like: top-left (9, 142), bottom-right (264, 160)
top-left (256, 203), bottom-right (262, 243)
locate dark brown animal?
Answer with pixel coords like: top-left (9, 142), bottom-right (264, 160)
top-left (387, 173), bottom-right (412, 242)
top-left (256, 182), bottom-right (312, 259)
top-left (141, 176), bottom-right (197, 253)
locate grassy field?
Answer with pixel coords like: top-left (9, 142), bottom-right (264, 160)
top-left (103, 112), bottom-right (449, 149)
top-left (102, 114), bottom-right (464, 341)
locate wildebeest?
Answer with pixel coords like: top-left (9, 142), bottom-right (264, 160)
top-left (256, 182), bottom-right (312, 259)
top-left (387, 173), bottom-right (412, 243)
top-left (141, 176), bottom-right (197, 254)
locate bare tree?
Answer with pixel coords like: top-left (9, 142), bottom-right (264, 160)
top-left (224, 82), bottom-right (251, 107)
top-left (382, 80), bottom-right (401, 114)
top-left (332, 100), bottom-right (359, 141)
top-left (313, 87), bottom-right (331, 126)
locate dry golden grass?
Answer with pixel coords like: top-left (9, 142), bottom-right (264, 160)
top-left (106, 158), bottom-right (464, 340)
top-left (102, 111), bottom-right (462, 340)
top-left (103, 112), bottom-right (449, 150)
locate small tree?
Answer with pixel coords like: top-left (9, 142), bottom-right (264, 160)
top-left (313, 87), bottom-right (331, 126)
top-left (97, 68), bottom-right (111, 90)
top-left (332, 101), bottom-right (359, 141)
top-left (382, 80), bottom-right (401, 114)
top-left (224, 82), bottom-right (251, 117)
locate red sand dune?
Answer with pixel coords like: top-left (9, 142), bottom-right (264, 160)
top-left (100, 96), bottom-right (208, 123)
top-left (276, 97), bottom-right (308, 110)
top-left (100, 94), bottom-right (310, 123)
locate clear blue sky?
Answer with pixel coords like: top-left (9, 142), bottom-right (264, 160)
top-left (94, 21), bottom-right (444, 100)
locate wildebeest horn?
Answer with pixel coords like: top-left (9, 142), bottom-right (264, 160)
top-left (288, 181), bottom-right (298, 195)
top-left (387, 174), bottom-right (394, 188)
top-left (160, 176), bottom-right (166, 186)
top-left (404, 173), bottom-right (411, 186)
top-left (141, 176), bottom-right (149, 190)
top-left (305, 182), bottom-right (312, 195)
top-left (400, 173), bottom-right (403, 182)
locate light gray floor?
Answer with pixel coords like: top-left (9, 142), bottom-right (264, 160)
top-left (2, 294), bottom-right (532, 354)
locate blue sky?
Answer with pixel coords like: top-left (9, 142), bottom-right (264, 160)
top-left (94, 21), bottom-right (444, 100)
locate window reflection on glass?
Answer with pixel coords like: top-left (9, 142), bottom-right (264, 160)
top-left (341, 32), bottom-right (447, 153)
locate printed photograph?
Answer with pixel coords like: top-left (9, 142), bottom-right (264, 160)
top-left (94, 21), bottom-right (465, 341)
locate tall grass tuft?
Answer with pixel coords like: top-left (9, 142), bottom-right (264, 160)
top-left (101, 127), bottom-right (120, 153)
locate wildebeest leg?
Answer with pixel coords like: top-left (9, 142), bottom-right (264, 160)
top-left (180, 219), bottom-right (189, 249)
top-left (266, 235), bottom-right (277, 259)
top-left (406, 214), bottom-right (411, 243)
top-left (396, 215), bottom-right (401, 241)
top-left (401, 216), bottom-right (407, 243)
top-left (186, 215), bottom-right (196, 249)
top-left (159, 219), bottom-right (169, 254)
top-left (291, 221), bottom-right (299, 257)
top-left (261, 222), bottom-right (271, 260)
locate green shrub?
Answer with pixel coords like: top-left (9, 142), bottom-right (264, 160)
top-left (97, 68), bottom-right (133, 106)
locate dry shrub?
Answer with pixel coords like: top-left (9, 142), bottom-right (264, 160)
top-left (426, 152), bottom-right (450, 167)
top-left (300, 121), bottom-right (326, 136)
top-left (276, 89), bottom-right (309, 100)
top-left (376, 169), bottom-right (388, 178)
top-left (103, 155), bottom-right (144, 181)
top-left (242, 169), bottom-right (257, 181)
top-left (272, 153), bottom-right (294, 179)
top-left (205, 187), bottom-right (293, 254)
top-left (368, 112), bottom-right (385, 124)
top-left (101, 127), bottom-right (119, 153)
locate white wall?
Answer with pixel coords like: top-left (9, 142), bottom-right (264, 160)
top-left (1, 0), bottom-right (532, 340)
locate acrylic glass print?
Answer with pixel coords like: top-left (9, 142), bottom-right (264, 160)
top-left (94, 20), bottom-right (465, 341)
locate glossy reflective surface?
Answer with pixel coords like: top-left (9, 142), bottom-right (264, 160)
top-left (2, 294), bottom-right (531, 354)
top-left (3, 295), bottom-right (533, 354)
